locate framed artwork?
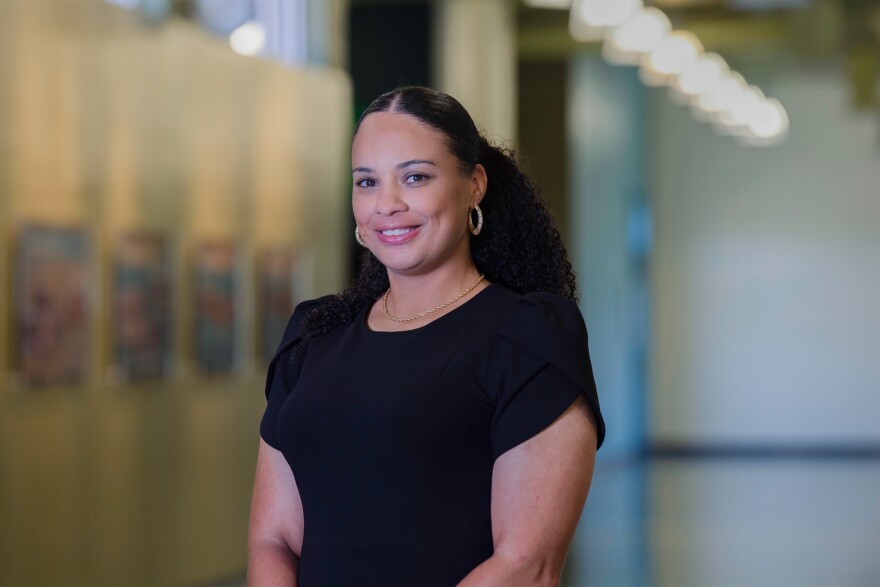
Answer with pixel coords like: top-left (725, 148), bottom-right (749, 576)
top-left (113, 232), bottom-right (171, 381)
top-left (193, 241), bottom-right (238, 376)
top-left (257, 247), bottom-right (297, 365)
top-left (13, 225), bottom-right (90, 388)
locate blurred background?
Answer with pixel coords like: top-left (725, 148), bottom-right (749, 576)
top-left (0, 0), bottom-right (877, 585)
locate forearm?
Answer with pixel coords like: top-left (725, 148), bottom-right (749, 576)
top-left (456, 552), bottom-right (558, 587)
top-left (247, 539), bottom-right (299, 587)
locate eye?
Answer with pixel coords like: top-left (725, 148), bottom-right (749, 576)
top-left (354, 177), bottom-right (376, 188)
top-left (405, 174), bottom-right (429, 184)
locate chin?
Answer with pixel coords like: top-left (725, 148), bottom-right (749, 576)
top-left (373, 251), bottom-right (427, 274)
top-left (378, 259), bottom-right (423, 275)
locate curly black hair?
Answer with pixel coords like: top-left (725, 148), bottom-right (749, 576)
top-left (297, 86), bottom-right (578, 348)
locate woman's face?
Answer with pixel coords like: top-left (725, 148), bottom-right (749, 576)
top-left (351, 111), bottom-right (485, 277)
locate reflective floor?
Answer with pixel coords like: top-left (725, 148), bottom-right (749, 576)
top-left (565, 456), bottom-right (880, 587)
top-left (223, 457), bottom-right (880, 587)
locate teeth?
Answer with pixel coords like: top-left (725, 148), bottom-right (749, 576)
top-left (381, 227), bottom-right (414, 236)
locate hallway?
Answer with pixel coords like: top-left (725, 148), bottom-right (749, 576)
top-left (566, 455), bottom-right (880, 587)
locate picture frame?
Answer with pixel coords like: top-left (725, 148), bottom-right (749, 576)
top-left (13, 224), bottom-right (90, 388)
top-left (113, 231), bottom-right (171, 382)
top-left (193, 241), bottom-right (238, 376)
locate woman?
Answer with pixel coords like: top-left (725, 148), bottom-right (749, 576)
top-left (248, 86), bottom-right (605, 586)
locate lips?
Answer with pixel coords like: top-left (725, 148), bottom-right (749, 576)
top-left (380, 227), bottom-right (416, 236)
top-left (375, 224), bottom-right (422, 245)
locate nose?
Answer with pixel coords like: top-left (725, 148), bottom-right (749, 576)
top-left (373, 183), bottom-right (408, 216)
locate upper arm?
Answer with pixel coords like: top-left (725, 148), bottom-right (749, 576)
top-left (249, 438), bottom-right (304, 557)
top-left (489, 394), bottom-right (598, 580)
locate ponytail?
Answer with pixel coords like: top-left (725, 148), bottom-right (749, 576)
top-left (472, 137), bottom-right (577, 300)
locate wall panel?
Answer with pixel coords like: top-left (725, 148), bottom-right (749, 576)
top-left (0, 1), bottom-right (351, 585)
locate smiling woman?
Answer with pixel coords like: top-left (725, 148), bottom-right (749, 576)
top-left (351, 110), bottom-right (487, 282)
top-left (248, 86), bottom-right (606, 587)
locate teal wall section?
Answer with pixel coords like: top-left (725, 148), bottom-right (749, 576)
top-left (568, 54), bottom-right (649, 458)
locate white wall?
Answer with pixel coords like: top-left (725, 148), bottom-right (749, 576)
top-left (649, 63), bottom-right (880, 444)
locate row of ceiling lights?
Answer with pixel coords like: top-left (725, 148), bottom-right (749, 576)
top-left (529, 0), bottom-right (790, 146)
top-left (111, 0), bottom-right (789, 146)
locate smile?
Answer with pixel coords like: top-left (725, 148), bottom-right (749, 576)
top-left (375, 225), bottom-right (421, 244)
top-left (381, 227), bottom-right (415, 236)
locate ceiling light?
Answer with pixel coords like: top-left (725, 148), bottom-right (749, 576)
top-left (695, 71), bottom-right (743, 117)
top-left (576, 0), bottom-right (643, 29)
top-left (645, 30), bottom-right (703, 76)
top-left (748, 97), bottom-right (789, 139)
top-left (730, 85), bottom-right (766, 128)
top-left (710, 72), bottom-right (749, 118)
top-left (229, 21), bottom-right (265, 57)
top-left (609, 8), bottom-right (671, 56)
top-left (675, 53), bottom-right (729, 96)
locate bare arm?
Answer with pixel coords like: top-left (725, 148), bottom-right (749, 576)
top-left (456, 394), bottom-right (598, 587)
top-left (248, 438), bottom-right (305, 587)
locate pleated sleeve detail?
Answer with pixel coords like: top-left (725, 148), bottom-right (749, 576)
top-left (487, 292), bottom-right (605, 460)
top-left (259, 296), bottom-right (328, 450)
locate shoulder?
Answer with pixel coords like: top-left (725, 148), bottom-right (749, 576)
top-left (274, 294), bottom-right (336, 356)
top-left (263, 294), bottom-right (335, 400)
top-left (488, 285), bottom-right (585, 341)
top-left (487, 287), bottom-right (605, 449)
top-left (290, 294), bottom-right (336, 325)
top-left (486, 285), bottom-right (589, 370)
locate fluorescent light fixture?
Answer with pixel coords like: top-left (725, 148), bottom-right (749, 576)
top-left (609, 7), bottom-right (671, 56)
top-left (675, 53), bottom-right (729, 96)
top-left (638, 65), bottom-right (669, 87)
top-left (748, 97), bottom-right (789, 139)
top-left (569, 0), bottom-right (606, 42)
top-left (565, 0), bottom-right (791, 146)
top-left (577, 0), bottom-right (643, 29)
top-left (645, 30), bottom-right (703, 76)
top-left (229, 21), bottom-right (266, 57)
top-left (729, 85), bottom-right (766, 128)
top-left (710, 72), bottom-right (749, 117)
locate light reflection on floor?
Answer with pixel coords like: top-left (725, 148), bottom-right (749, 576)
top-left (564, 457), bottom-right (880, 587)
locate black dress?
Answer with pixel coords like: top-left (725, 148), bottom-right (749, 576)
top-left (260, 282), bottom-right (605, 586)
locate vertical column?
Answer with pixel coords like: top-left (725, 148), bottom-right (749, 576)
top-left (433, 0), bottom-right (517, 143)
top-left (254, 0), bottom-right (348, 69)
top-left (306, 0), bottom-right (349, 69)
top-left (254, 0), bottom-right (307, 65)
top-left (568, 54), bottom-right (649, 458)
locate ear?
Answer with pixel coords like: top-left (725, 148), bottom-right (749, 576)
top-left (470, 163), bottom-right (488, 206)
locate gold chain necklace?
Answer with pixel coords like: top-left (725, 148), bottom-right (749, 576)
top-left (383, 273), bottom-right (486, 322)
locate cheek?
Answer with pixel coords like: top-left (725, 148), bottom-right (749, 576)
top-left (352, 195), bottom-right (370, 222)
top-left (423, 200), bottom-right (458, 227)
top-left (439, 191), bottom-right (468, 225)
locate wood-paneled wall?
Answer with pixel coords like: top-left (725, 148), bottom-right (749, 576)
top-left (0, 2), bottom-right (351, 585)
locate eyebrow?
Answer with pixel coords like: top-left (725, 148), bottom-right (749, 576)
top-left (352, 160), bottom-right (437, 174)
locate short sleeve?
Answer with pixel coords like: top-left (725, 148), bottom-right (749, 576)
top-left (487, 292), bottom-right (605, 460)
top-left (259, 296), bottom-right (330, 450)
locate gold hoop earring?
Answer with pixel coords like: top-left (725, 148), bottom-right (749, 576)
top-left (355, 227), bottom-right (368, 248)
top-left (468, 204), bottom-right (483, 236)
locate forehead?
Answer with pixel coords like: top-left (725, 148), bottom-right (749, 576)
top-left (352, 112), bottom-right (450, 161)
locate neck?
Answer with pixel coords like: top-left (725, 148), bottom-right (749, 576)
top-left (385, 262), bottom-right (483, 318)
